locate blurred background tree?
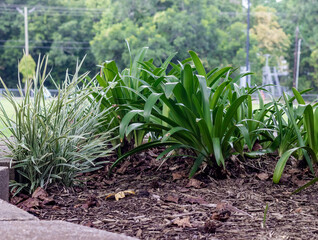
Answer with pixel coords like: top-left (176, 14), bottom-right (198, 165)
top-left (0, 0), bottom-right (317, 92)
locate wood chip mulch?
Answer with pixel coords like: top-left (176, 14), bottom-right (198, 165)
top-left (11, 150), bottom-right (318, 240)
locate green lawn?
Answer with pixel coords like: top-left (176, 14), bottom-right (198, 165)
top-left (0, 98), bottom-right (17, 137)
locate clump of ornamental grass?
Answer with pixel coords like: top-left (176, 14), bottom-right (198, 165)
top-left (0, 56), bottom-right (118, 195)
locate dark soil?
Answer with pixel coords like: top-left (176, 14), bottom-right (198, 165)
top-left (11, 150), bottom-right (318, 240)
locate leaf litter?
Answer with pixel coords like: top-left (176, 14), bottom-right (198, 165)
top-left (10, 150), bottom-right (318, 239)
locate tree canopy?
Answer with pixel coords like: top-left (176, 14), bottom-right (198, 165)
top-left (0, 0), bottom-right (317, 92)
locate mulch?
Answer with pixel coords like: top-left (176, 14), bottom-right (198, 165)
top-left (10, 149), bottom-right (318, 240)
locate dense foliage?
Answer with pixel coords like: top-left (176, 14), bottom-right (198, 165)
top-left (1, 0), bottom-right (318, 93)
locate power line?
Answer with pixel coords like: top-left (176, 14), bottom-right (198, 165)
top-left (0, 39), bottom-right (90, 45)
top-left (0, 45), bottom-right (91, 50)
top-left (0, 4), bottom-right (299, 17)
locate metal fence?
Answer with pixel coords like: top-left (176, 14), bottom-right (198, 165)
top-left (0, 88), bottom-right (59, 97)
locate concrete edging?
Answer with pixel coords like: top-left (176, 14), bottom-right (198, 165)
top-left (0, 167), bottom-right (9, 202)
top-left (0, 157), bottom-right (15, 180)
top-left (0, 200), bottom-right (137, 239)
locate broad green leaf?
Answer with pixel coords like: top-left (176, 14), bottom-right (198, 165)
top-left (162, 127), bottom-right (187, 142)
top-left (210, 81), bottom-right (229, 109)
top-left (213, 105), bottom-right (224, 138)
top-left (103, 60), bottom-right (119, 82)
top-left (189, 50), bottom-right (206, 77)
top-left (156, 144), bottom-right (183, 160)
top-left (196, 118), bottom-right (213, 153)
top-left (144, 93), bottom-right (162, 121)
top-left (164, 82), bottom-right (178, 98)
top-left (237, 124), bottom-right (252, 150)
top-left (212, 137), bottom-right (225, 167)
top-left (173, 83), bottom-right (190, 107)
top-left (119, 110), bottom-right (143, 140)
top-left (96, 75), bottom-right (107, 88)
top-left (221, 95), bottom-right (248, 136)
top-left (125, 123), bottom-right (144, 136)
top-left (283, 93), bottom-right (314, 173)
top-left (273, 146), bottom-right (317, 183)
top-left (208, 67), bottom-right (232, 88)
top-left (183, 64), bottom-right (194, 99)
top-left (292, 88), bottom-right (305, 104)
top-left (197, 75), bottom-right (212, 132)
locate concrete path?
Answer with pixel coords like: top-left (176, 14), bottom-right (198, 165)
top-left (0, 199), bottom-right (138, 240)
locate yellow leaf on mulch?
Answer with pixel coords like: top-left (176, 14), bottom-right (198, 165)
top-left (105, 190), bottom-right (135, 201)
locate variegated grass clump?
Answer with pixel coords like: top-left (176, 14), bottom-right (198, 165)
top-left (0, 57), bottom-right (118, 194)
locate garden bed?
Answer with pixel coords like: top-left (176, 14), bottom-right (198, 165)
top-left (10, 149), bottom-right (318, 240)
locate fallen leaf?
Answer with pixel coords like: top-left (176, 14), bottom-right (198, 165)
top-left (18, 198), bottom-right (40, 210)
top-left (288, 168), bottom-right (301, 174)
top-left (291, 176), bottom-right (308, 187)
top-left (136, 229), bottom-right (142, 238)
top-left (105, 190), bottom-right (135, 201)
top-left (10, 196), bottom-right (25, 205)
top-left (295, 207), bottom-right (302, 213)
top-left (163, 195), bottom-right (179, 204)
top-left (32, 187), bottom-right (48, 200)
top-left (183, 196), bottom-right (207, 205)
top-left (172, 172), bottom-right (183, 180)
top-left (256, 173), bottom-right (269, 181)
top-left (186, 179), bottom-right (205, 188)
top-left (172, 217), bottom-right (192, 228)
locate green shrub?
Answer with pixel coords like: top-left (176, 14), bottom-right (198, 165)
top-left (0, 57), bottom-right (118, 194)
top-left (111, 51), bottom-right (258, 177)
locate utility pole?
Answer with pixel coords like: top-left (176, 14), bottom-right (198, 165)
top-left (295, 38), bottom-right (302, 90)
top-left (17, 6), bottom-right (35, 56)
top-left (245, 0), bottom-right (250, 86)
top-left (24, 7), bottom-right (29, 55)
top-left (293, 26), bottom-right (299, 88)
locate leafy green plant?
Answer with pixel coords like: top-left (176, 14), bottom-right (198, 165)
top-left (89, 42), bottom-right (175, 150)
top-left (111, 51), bottom-right (255, 177)
top-left (0, 57), bottom-right (118, 194)
top-left (273, 90), bottom-right (317, 183)
top-left (258, 97), bottom-right (298, 157)
top-left (262, 203), bottom-right (269, 228)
